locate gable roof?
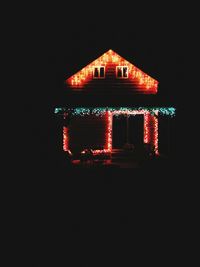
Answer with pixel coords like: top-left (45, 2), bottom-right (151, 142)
top-left (65, 49), bottom-right (158, 93)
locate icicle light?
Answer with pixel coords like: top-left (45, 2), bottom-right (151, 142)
top-left (55, 107), bottom-right (175, 117)
top-left (66, 49), bottom-right (158, 92)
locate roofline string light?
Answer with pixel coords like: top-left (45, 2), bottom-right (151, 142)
top-left (55, 107), bottom-right (176, 117)
top-left (66, 49), bottom-right (158, 92)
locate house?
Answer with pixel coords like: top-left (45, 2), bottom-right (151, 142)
top-left (54, 49), bottom-right (175, 163)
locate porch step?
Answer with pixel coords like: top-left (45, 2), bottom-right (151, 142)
top-left (111, 149), bottom-right (136, 159)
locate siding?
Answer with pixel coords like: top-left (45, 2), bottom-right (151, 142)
top-left (64, 112), bottom-right (158, 154)
top-left (67, 114), bottom-right (107, 153)
top-left (66, 62), bottom-right (157, 94)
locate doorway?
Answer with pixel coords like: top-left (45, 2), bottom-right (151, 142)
top-left (112, 115), bottom-right (144, 149)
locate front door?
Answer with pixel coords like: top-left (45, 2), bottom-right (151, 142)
top-left (112, 115), bottom-right (144, 149)
top-left (128, 115), bottom-right (144, 148)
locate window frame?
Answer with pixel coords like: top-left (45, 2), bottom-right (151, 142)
top-left (116, 66), bottom-right (129, 79)
top-left (93, 66), bottom-right (105, 79)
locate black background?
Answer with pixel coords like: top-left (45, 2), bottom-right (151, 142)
top-left (23, 6), bottom-right (184, 171)
top-left (7, 3), bottom-right (189, 266)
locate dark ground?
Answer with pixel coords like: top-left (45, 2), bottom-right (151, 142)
top-left (12, 146), bottom-right (183, 266)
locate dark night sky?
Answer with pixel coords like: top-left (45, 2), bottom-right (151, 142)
top-left (48, 27), bottom-right (183, 98)
top-left (44, 13), bottom-right (185, 110)
top-left (21, 5), bottom-right (186, 170)
top-left (20, 2), bottom-right (187, 111)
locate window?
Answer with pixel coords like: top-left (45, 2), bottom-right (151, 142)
top-left (93, 66), bottom-right (105, 78)
top-left (116, 66), bottom-right (128, 78)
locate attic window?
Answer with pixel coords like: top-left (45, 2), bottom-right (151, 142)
top-left (93, 66), bottom-right (105, 78)
top-left (116, 66), bottom-right (128, 78)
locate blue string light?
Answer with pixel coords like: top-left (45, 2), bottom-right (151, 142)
top-left (54, 107), bottom-right (175, 117)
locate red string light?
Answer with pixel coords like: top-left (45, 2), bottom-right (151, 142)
top-left (144, 112), bottom-right (150, 143)
top-left (62, 110), bottom-right (159, 155)
top-left (153, 112), bottom-right (159, 155)
top-left (63, 127), bottom-right (69, 151)
top-left (66, 49), bottom-right (158, 92)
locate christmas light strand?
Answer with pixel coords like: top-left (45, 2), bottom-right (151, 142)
top-left (55, 107), bottom-right (176, 117)
top-left (58, 108), bottom-right (175, 155)
top-left (63, 127), bottom-right (69, 151)
top-left (144, 113), bottom-right (150, 143)
top-left (153, 111), bottom-right (159, 155)
top-left (66, 49), bottom-right (158, 91)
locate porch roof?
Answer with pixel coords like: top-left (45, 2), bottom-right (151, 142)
top-left (54, 107), bottom-right (176, 117)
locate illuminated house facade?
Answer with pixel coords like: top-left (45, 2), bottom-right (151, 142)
top-left (55, 49), bottom-right (175, 157)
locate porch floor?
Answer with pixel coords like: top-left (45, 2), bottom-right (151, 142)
top-left (69, 149), bottom-right (164, 169)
